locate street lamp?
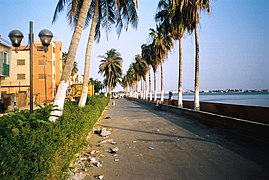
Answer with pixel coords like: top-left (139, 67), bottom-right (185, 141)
top-left (8, 21), bottom-right (53, 113)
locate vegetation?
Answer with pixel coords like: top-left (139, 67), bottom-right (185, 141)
top-left (99, 48), bottom-right (123, 95)
top-left (89, 78), bottom-right (105, 94)
top-left (62, 52), bottom-right (79, 77)
top-left (122, 0), bottom-right (211, 111)
top-left (0, 96), bottom-right (109, 179)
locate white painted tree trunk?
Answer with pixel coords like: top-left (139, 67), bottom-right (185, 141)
top-left (178, 38), bottom-right (183, 108)
top-left (160, 62), bottom-right (164, 102)
top-left (136, 82), bottom-right (139, 98)
top-left (49, 0), bottom-right (92, 122)
top-left (194, 26), bottom-right (200, 110)
top-left (149, 70), bottom-right (152, 101)
top-left (79, 1), bottom-right (98, 107)
top-left (144, 77), bottom-right (148, 100)
top-left (49, 81), bottom-right (69, 122)
top-left (154, 71), bottom-right (157, 102)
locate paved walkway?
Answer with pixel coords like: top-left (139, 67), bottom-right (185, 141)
top-left (73, 98), bottom-right (269, 180)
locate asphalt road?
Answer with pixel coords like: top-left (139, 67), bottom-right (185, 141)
top-left (75, 98), bottom-right (269, 180)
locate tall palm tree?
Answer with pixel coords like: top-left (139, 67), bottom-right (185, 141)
top-left (129, 62), bottom-right (141, 98)
top-left (141, 43), bottom-right (155, 101)
top-left (183, 0), bottom-right (210, 110)
top-left (50, 0), bottom-right (138, 120)
top-left (134, 54), bottom-right (149, 100)
top-left (156, 0), bottom-right (185, 107)
top-left (121, 75), bottom-right (129, 96)
top-left (62, 0), bottom-right (138, 107)
top-left (99, 49), bottom-right (123, 94)
top-left (149, 25), bottom-right (173, 102)
top-left (50, 0), bottom-right (93, 122)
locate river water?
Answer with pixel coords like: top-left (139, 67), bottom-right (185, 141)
top-left (159, 92), bottom-right (269, 108)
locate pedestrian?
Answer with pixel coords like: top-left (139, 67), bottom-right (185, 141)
top-left (168, 91), bottom-right (173, 100)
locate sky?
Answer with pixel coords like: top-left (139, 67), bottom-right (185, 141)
top-left (0, 0), bottom-right (268, 92)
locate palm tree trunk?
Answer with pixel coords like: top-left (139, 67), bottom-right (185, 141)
top-left (194, 26), bottom-right (200, 110)
top-left (160, 62), bottom-right (164, 102)
top-left (49, 0), bottom-right (92, 122)
top-left (140, 80), bottom-right (143, 99)
top-left (135, 81), bottom-right (138, 99)
top-left (154, 71), bottom-right (157, 101)
top-left (149, 70), bottom-right (152, 101)
top-left (177, 38), bottom-right (183, 108)
top-left (144, 76), bottom-right (147, 100)
top-left (79, 0), bottom-right (99, 107)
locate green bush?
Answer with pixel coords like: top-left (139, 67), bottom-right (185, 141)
top-left (0, 96), bottom-right (109, 179)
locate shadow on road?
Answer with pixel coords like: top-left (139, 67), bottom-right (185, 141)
top-left (126, 99), bottom-right (269, 169)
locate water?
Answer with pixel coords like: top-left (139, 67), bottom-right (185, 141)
top-left (158, 92), bottom-right (269, 107)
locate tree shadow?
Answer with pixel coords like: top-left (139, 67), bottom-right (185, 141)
top-left (119, 99), bottom-right (269, 169)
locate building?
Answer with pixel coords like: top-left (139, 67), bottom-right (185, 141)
top-left (0, 39), bottom-right (11, 90)
top-left (1, 41), bottom-right (62, 106)
top-left (0, 38), bottom-right (11, 110)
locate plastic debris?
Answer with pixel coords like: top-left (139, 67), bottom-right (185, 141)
top-left (110, 147), bottom-right (119, 153)
top-left (114, 159), bottom-right (119, 162)
top-left (90, 150), bottom-right (99, 155)
top-left (96, 162), bottom-right (102, 167)
top-left (99, 139), bottom-right (114, 144)
top-left (94, 127), bottom-right (112, 137)
top-left (148, 147), bottom-right (154, 150)
top-left (100, 128), bottom-right (111, 137)
top-left (95, 175), bottom-right (104, 179)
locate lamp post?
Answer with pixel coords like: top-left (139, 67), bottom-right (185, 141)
top-left (8, 21), bottom-right (53, 113)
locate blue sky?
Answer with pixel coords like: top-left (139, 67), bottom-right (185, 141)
top-left (0, 0), bottom-right (268, 91)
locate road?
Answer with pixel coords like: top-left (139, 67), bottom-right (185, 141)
top-left (74, 98), bottom-right (269, 180)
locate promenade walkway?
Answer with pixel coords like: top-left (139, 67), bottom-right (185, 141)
top-left (76, 98), bottom-right (269, 180)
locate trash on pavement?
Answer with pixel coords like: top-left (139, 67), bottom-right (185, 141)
top-left (94, 127), bottom-right (111, 137)
top-left (100, 128), bottom-right (111, 137)
top-left (95, 175), bottom-right (104, 179)
top-left (110, 147), bottom-right (119, 153)
top-left (99, 139), bottom-right (114, 144)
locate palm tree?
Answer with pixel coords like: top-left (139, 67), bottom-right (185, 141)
top-left (99, 49), bottom-right (123, 95)
top-left (50, 0), bottom-right (93, 122)
top-left (62, 52), bottom-right (78, 78)
top-left (129, 62), bottom-right (140, 98)
top-left (156, 0), bottom-right (185, 107)
top-left (182, 0), bottom-right (210, 110)
top-left (149, 25), bottom-right (173, 103)
top-left (121, 75), bottom-right (129, 96)
top-left (134, 54), bottom-right (149, 100)
top-left (62, 0), bottom-right (138, 107)
top-left (141, 44), bottom-right (155, 101)
top-left (50, 0), bottom-right (138, 120)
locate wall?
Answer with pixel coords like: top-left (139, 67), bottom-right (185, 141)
top-left (131, 98), bottom-right (269, 143)
top-left (164, 100), bottom-right (269, 124)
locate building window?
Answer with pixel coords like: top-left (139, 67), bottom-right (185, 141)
top-left (3, 52), bottom-right (8, 64)
top-left (37, 46), bottom-right (45, 51)
top-left (53, 47), bottom-right (56, 53)
top-left (39, 74), bottom-right (46, 79)
top-left (17, 74), bottom-right (25, 80)
top-left (17, 59), bottom-right (25, 65)
top-left (38, 59), bottom-right (46, 65)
